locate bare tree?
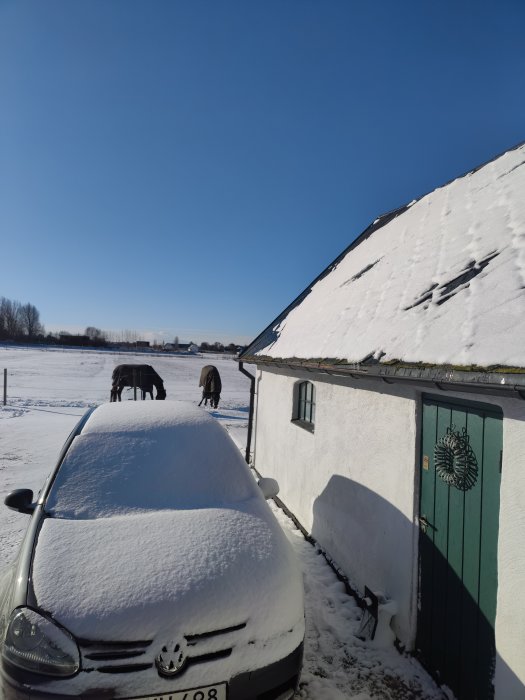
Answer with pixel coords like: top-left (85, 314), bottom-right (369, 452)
top-left (85, 326), bottom-right (107, 346)
top-left (1, 298), bottom-right (23, 337)
top-left (123, 329), bottom-right (138, 343)
top-left (85, 326), bottom-right (102, 340)
top-left (20, 303), bottom-right (44, 338)
top-left (0, 298), bottom-right (6, 338)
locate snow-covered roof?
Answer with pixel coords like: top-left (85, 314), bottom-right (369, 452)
top-left (242, 143), bottom-right (525, 375)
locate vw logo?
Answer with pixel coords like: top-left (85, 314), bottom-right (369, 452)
top-left (155, 639), bottom-right (188, 677)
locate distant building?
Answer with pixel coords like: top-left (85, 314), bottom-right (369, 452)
top-left (163, 342), bottom-right (198, 353)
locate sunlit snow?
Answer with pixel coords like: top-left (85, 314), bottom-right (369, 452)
top-left (0, 346), bottom-right (444, 698)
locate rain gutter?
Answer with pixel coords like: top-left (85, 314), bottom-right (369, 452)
top-left (238, 361), bottom-right (256, 463)
top-left (238, 356), bottom-right (525, 401)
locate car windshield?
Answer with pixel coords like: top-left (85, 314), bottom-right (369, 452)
top-left (45, 427), bottom-right (258, 519)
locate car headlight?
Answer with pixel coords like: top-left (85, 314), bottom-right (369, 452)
top-left (3, 608), bottom-right (80, 677)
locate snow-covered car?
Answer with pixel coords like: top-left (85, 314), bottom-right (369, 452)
top-left (0, 401), bottom-right (304, 700)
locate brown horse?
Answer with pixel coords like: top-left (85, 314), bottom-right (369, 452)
top-left (110, 364), bottom-right (166, 402)
top-left (198, 365), bottom-right (222, 408)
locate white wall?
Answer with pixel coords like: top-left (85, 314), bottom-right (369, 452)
top-left (253, 366), bottom-right (420, 645)
top-left (494, 398), bottom-right (525, 698)
top-left (252, 365), bottom-right (525, 696)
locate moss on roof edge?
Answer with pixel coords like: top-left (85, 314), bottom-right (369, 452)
top-left (239, 355), bottom-right (525, 374)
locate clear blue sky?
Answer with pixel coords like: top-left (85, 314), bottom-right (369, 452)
top-left (1, 0), bottom-right (524, 344)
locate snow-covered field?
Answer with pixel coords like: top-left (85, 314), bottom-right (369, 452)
top-left (0, 346), bottom-right (444, 699)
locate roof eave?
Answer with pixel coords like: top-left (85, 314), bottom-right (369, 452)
top-left (237, 356), bottom-right (525, 400)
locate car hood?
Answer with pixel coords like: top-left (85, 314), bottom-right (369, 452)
top-left (31, 499), bottom-right (303, 643)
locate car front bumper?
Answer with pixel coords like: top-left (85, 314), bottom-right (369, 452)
top-left (1, 642), bottom-right (303, 700)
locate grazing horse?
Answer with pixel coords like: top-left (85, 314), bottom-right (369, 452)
top-left (198, 365), bottom-right (222, 408)
top-left (110, 364), bottom-right (167, 402)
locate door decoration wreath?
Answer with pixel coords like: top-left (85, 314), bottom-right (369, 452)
top-left (434, 426), bottom-right (478, 491)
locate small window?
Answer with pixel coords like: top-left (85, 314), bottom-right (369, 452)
top-left (293, 381), bottom-right (315, 431)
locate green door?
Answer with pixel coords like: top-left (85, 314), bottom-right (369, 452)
top-left (417, 397), bottom-right (502, 700)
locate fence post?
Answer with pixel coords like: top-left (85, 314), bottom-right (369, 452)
top-left (3, 368), bottom-right (6, 406)
top-left (132, 369), bottom-right (137, 401)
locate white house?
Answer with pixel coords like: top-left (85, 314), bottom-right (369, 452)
top-left (238, 142), bottom-right (525, 700)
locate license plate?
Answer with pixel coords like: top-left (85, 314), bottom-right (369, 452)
top-left (130, 683), bottom-right (227, 700)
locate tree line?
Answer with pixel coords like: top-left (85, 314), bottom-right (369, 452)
top-left (0, 297), bottom-right (44, 340)
top-left (0, 298), bottom-right (243, 352)
top-left (198, 341), bottom-right (239, 353)
top-left (65, 331), bottom-right (240, 352)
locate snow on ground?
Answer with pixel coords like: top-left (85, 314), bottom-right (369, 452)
top-left (275, 507), bottom-right (445, 700)
top-left (0, 346), bottom-right (445, 698)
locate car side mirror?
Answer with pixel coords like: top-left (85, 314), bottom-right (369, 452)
top-left (4, 489), bottom-right (35, 515)
top-left (258, 477), bottom-right (280, 500)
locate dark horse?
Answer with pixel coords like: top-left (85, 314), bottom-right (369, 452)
top-left (110, 364), bottom-right (167, 402)
top-left (198, 365), bottom-right (222, 408)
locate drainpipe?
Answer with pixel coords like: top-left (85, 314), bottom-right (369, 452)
top-left (238, 361), bottom-right (255, 464)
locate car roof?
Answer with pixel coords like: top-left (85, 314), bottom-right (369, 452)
top-left (81, 400), bottom-right (218, 436)
top-left (45, 401), bottom-right (256, 518)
